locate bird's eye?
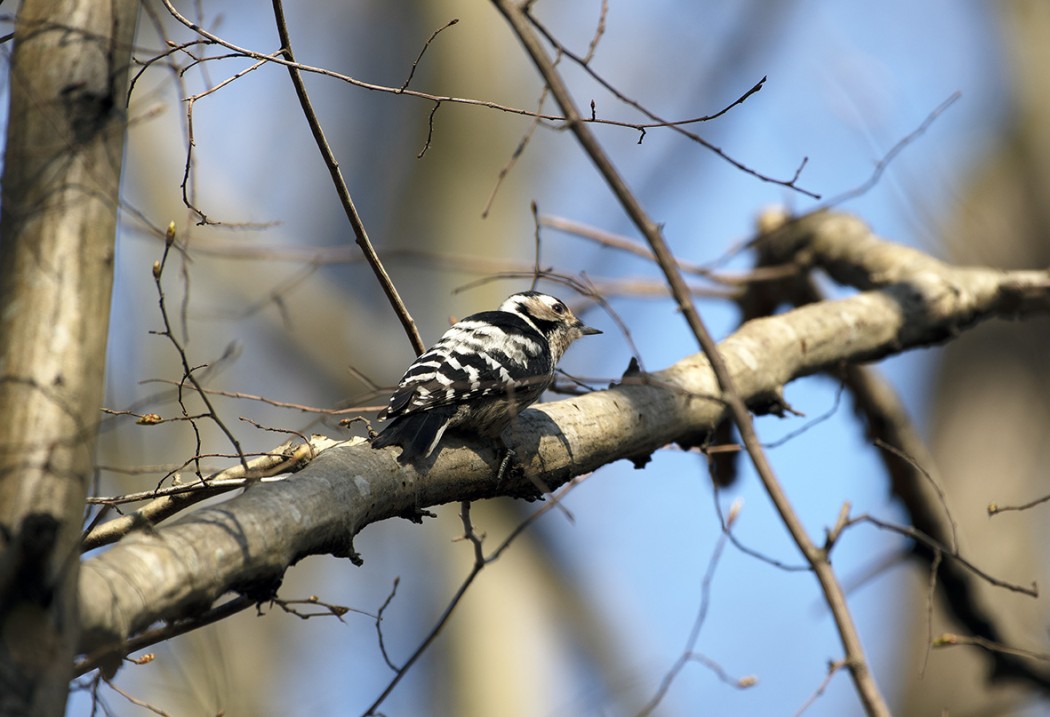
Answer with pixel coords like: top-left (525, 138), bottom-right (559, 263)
top-left (552, 302), bottom-right (566, 314)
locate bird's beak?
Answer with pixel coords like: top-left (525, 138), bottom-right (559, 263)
top-left (579, 323), bottom-right (602, 336)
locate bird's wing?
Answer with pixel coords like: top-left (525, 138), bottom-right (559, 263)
top-left (379, 312), bottom-right (551, 420)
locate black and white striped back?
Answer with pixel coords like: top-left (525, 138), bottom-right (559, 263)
top-left (371, 291), bottom-right (600, 464)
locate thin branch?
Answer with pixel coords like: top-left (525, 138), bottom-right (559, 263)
top-left (745, 223), bottom-right (1050, 690)
top-left (874, 438), bottom-right (958, 552)
top-left (152, 224), bottom-right (248, 472)
top-left (525, 16), bottom-right (815, 197)
top-left (102, 678), bottom-right (171, 717)
top-left (847, 514), bottom-right (1037, 597)
top-left (361, 475), bottom-right (592, 716)
top-left (792, 660), bottom-right (848, 717)
top-left (139, 378), bottom-right (377, 415)
top-left (820, 92), bottom-right (961, 208)
top-left (182, 65), bottom-right (281, 227)
top-left (481, 71), bottom-right (554, 218)
top-left (934, 633), bottom-right (1050, 663)
top-left (85, 462), bottom-right (287, 506)
top-left (155, 0), bottom-right (808, 174)
top-left (74, 595), bottom-right (257, 678)
top-left (398, 18), bottom-right (459, 92)
top-left (988, 493), bottom-right (1050, 516)
top-left (920, 550), bottom-right (942, 678)
top-left (762, 382), bottom-right (844, 449)
top-left (269, 0), bottom-right (424, 355)
top-left (541, 214), bottom-right (800, 287)
top-left (374, 578), bottom-right (402, 672)
top-left (416, 101), bottom-right (441, 158)
top-left (712, 488), bottom-right (809, 573)
top-left (268, 595), bottom-right (367, 621)
top-left (491, 4), bottom-right (888, 714)
top-left (81, 439), bottom-right (331, 551)
top-left (582, 0), bottom-right (608, 64)
top-left (637, 501), bottom-right (741, 716)
top-left (541, 214), bottom-right (718, 279)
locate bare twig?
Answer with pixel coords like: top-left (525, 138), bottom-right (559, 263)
top-left (582, 0), bottom-right (608, 64)
top-left (847, 513), bottom-right (1037, 597)
top-left (820, 92), bottom-right (961, 208)
top-left (744, 221), bottom-right (1050, 690)
top-left (180, 55), bottom-right (276, 224)
top-left (541, 214), bottom-right (800, 287)
top-left (268, 595), bottom-right (366, 621)
top-left (525, 16), bottom-right (815, 197)
top-left (711, 489), bottom-right (808, 573)
top-left (637, 501), bottom-right (741, 715)
top-left (82, 439), bottom-right (330, 551)
top-left (374, 578), bottom-right (402, 672)
top-left (482, 75), bottom-right (554, 218)
top-left (156, 0), bottom-right (806, 184)
top-left (361, 475), bottom-right (592, 716)
top-left (269, 0), bottom-right (424, 355)
top-left (102, 678), bottom-right (172, 717)
top-left (793, 660), bottom-right (848, 717)
top-left (541, 214), bottom-right (717, 279)
top-left (873, 438), bottom-right (957, 552)
top-left (920, 550), bottom-right (942, 678)
top-left (74, 595), bottom-right (257, 678)
top-left (491, 4), bottom-right (889, 713)
top-left (934, 633), bottom-right (1050, 663)
top-left (152, 223), bottom-right (249, 473)
top-left (139, 378), bottom-right (378, 415)
top-left (988, 493), bottom-right (1050, 516)
top-left (398, 18), bottom-right (459, 92)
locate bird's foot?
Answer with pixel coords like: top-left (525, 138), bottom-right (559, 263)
top-left (495, 447), bottom-right (516, 489)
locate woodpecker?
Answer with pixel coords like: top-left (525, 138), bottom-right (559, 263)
top-left (371, 291), bottom-right (600, 465)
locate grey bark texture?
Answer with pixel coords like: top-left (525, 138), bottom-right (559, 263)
top-left (0, 1), bottom-right (137, 714)
top-left (76, 213), bottom-right (1050, 669)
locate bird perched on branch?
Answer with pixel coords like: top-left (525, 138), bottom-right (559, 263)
top-left (371, 291), bottom-right (601, 468)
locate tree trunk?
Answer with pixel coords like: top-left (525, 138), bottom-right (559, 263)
top-left (0, 1), bottom-right (137, 714)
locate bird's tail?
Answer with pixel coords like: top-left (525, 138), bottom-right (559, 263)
top-left (371, 407), bottom-right (455, 464)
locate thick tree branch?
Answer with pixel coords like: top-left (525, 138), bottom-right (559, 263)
top-left (77, 213), bottom-right (1050, 668)
top-left (0, 1), bottom-right (137, 713)
top-left (751, 211), bottom-right (1050, 690)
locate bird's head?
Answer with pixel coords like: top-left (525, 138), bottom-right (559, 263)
top-left (499, 291), bottom-right (601, 362)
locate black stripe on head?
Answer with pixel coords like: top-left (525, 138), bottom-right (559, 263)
top-left (519, 310), bottom-right (559, 337)
top-left (457, 310), bottom-right (542, 339)
top-left (503, 294), bottom-right (561, 337)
